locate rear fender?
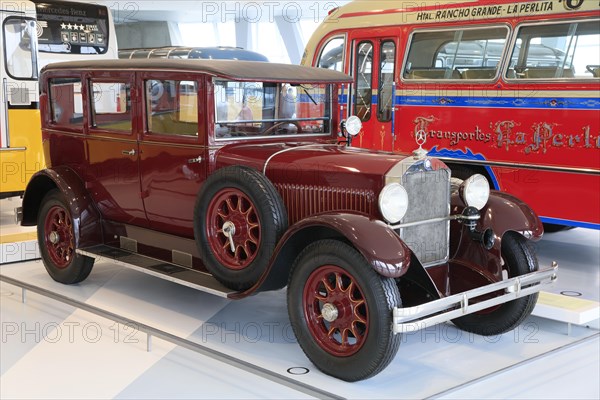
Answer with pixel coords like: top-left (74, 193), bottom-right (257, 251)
top-left (250, 213), bottom-right (412, 294)
top-left (22, 167), bottom-right (101, 248)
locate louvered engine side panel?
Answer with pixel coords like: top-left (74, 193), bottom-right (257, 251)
top-left (274, 184), bottom-right (376, 224)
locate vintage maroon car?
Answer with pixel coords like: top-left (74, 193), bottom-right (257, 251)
top-left (19, 59), bottom-right (557, 381)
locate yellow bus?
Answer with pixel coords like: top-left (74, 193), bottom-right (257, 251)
top-left (1, 0), bottom-right (117, 199)
top-left (1, 0), bottom-right (39, 198)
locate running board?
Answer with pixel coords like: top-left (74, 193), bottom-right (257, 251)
top-left (77, 245), bottom-right (235, 298)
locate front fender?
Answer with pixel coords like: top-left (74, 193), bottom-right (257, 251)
top-left (22, 167), bottom-right (101, 248)
top-left (480, 191), bottom-right (543, 241)
top-left (248, 213), bottom-right (412, 295)
top-left (449, 190), bottom-right (543, 284)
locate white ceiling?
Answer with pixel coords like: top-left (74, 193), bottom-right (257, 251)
top-left (100, 1), bottom-right (349, 24)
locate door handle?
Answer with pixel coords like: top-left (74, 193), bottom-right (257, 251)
top-left (122, 149), bottom-right (136, 156)
top-left (188, 156), bottom-right (202, 164)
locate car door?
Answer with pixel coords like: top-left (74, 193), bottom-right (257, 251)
top-left (138, 72), bottom-right (207, 237)
top-left (349, 32), bottom-right (398, 152)
top-left (85, 71), bottom-right (147, 226)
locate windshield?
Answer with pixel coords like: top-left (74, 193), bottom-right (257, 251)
top-left (214, 79), bottom-right (331, 139)
top-left (3, 17), bottom-right (38, 79)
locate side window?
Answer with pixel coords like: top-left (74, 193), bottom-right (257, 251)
top-left (317, 36), bottom-right (345, 72)
top-left (145, 79), bottom-right (198, 136)
top-left (354, 41), bottom-right (373, 121)
top-left (90, 81), bottom-right (131, 132)
top-left (403, 27), bottom-right (509, 80)
top-left (378, 41), bottom-right (395, 122)
top-left (49, 78), bottom-right (83, 129)
top-left (508, 20), bottom-right (600, 80)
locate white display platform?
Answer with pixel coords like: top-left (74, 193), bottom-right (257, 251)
top-left (0, 197), bottom-right (39, 264)
top-left (1, 193), bottom-right (598, 398)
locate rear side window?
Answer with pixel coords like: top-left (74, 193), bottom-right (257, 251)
top-left (145, 79), bottom-right (198, 136)
top-left (507, 20), bottom-right (600, 80)
top-left (49, 78), bottom-right (83, 130)
top-left (403, 27), bottom-right (509, 80)
top-left (90, 81), bottom-right (132, 132)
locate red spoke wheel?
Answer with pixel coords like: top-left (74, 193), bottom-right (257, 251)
top-left (304, 265), bottom-right (369, 356)
top-left (206, 188), bottom-right (261, 270)
top-left (195, 166), bottom-right (287, 291)
top-left (452, 232), bottom-right (539, 335)
top-left (287, 240), bottom-right (401, 382)
top-left (44, 205), bottom-right (75, 269)
top-left (37, 190), bottom-right (94, 284)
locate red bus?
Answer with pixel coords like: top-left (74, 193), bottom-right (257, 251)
top-left (303, 0), bottom-right (600, 230)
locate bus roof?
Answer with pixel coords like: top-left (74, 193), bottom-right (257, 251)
top-left (328, 0), bottom-right (595, 23)
top-left (119, 46), bottom-right (269, 62)
top-left (41, 59), bottom-right (354, 83)
top-left (303, 0), bottom-right (598, 66)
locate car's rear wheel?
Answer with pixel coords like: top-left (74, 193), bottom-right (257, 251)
top-left (194, 166), bottom-right (287, 291)
top-left (452, 232), bottom-right (539, 335)
top-left (37, 190), bottom-right (94, 284)
top-left (287, 240), bottom-right (401, 382)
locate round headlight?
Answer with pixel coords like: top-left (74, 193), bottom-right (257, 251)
top-left (379, 183), bottom-right (409, 224)
top-left (344, 115), bottom-right (362, 137)
top-left (461, 174), bottom-right (490, 210)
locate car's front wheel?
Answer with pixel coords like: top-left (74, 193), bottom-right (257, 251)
top-left (287, 240), bottom-right (401, 382)
top-left (452, 231), bottom-right (539, 335)
top-left (37, 189), bottom-right (94, 284)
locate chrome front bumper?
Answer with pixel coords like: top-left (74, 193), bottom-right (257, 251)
top-left (393, 262), bottom-right (558, 334)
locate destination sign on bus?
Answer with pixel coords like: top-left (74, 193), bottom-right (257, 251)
top-left (415, 0), bottom-right (589, 22)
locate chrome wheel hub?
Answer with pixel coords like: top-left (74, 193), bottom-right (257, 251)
top-left (222, 221), bottom-right (236, 252)
top-left (48, 231), bottom-right (60, 245)
top-left (321, 303), bottom-right (339, 322)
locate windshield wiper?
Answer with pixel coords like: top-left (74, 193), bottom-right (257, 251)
top-left (299, 85), bottom-right (318, 105)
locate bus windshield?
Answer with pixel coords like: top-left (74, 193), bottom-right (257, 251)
top-left (34, 1), bottom-right (110, 54)
top-left (3, 17), bottom-right (38, 79)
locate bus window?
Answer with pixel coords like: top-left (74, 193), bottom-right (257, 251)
top-left (354, 41), bottom-right (373, 121)
top-left (508, 20), bottom-right (600, 80)
top-left (378, 41), bottom-right (395, 122)
top-left (317, 37), bottom-right (345, 72)
top-left (403, 27), bottom-right (509, 80)
top-left (49, 78), bottom-right (83, 129)
top-left (3, 17), bottom-right (37, 80)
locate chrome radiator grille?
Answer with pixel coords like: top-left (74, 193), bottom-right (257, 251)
top-left (275, 183), bottom-right (375, 225)
top-left (399, 168), bottom-right (450, 267)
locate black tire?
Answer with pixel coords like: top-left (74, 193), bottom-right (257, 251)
top-left (194, 166), bottom-right (287, 291)
top-left (452, 232), bottom-right (539, 335)
top-left (37, 189), bottom-right (94, 284)
top-left (287, 240), bottom-right (401, 382)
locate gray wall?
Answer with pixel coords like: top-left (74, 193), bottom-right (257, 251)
top-left (115, 22), bottom-right (182, 49)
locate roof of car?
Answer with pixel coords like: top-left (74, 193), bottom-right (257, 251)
top-left (42, 59), bottom-right (354, 83)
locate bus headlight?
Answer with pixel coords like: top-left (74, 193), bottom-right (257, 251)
top-left (343, 115), bottom-right (362, 137)
top-left (460, 174), bottom-right (490, 210)
top-left (379, 183), bottom-right (409, 224)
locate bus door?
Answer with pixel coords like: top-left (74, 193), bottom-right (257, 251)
top-left (349, 35), bottom-right (397, 152)
top-left (0, 10), bottom-right (39, 197)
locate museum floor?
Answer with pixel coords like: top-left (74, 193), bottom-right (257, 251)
top-left (1, 196), bottom-right (598, 399)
